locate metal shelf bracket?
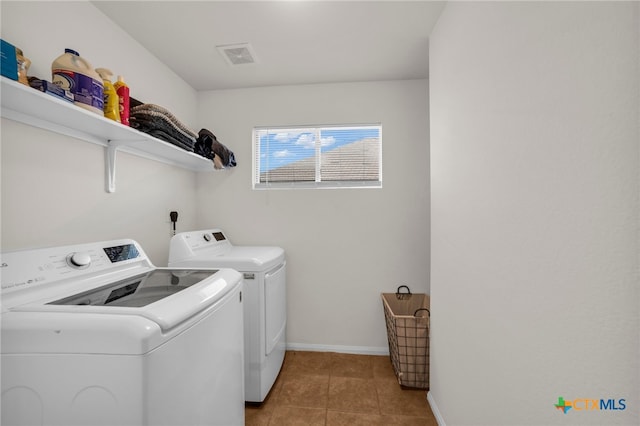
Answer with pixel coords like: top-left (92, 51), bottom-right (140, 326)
top-left (106, 140), bottom-right (126, 193)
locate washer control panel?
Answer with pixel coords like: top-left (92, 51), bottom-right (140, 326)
top-left (67, 251), bottom-right (92, 269)
top-left (168, 229), bottom-right (232, 261)
top-left (1, 240), bottom-right (146, 293)
top-left (194, 230), bottom-right (227, 246)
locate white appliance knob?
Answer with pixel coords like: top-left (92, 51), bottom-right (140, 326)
top-left (68, 252), bottom-right (91, 268)
top-left (203, 234), bottom-right (212, 242)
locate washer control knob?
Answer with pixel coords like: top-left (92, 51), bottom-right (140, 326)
top-left (67, 252), bottom-right (91, 269)
top-left (203, 233), bottom-right (212, 242)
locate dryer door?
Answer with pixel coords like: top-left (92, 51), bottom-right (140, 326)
top-left (264, 261), bottom-right (286, 355)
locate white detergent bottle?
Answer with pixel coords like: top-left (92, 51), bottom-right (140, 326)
top-left (52, 49), bottom-right (104, 115)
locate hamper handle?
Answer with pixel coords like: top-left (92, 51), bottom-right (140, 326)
top-left (396, 285), bottom-right (411, 295)
top-left (414, 308), bottom-right (430, 317)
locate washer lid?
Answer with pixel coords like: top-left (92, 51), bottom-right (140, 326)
top-left (6, 268), bottom-right (242, 333)
top-left (49, 269), bottom-right (216, 308)
top-left (170, 246), bottom-right (285, 272)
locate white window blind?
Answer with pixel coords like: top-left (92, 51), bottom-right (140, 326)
top-left (253, 125), bottom-right (382, 189)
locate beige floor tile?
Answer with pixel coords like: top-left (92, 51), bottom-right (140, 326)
top-left (371, 355), bottom-right (398, 379)
top-left (328, 376), bottom-right (379, 414)
top-left (330, 352), bottom-right (374, 379)
top-left (278, 374), bottom-right (329, 408)
top-left (328, 409), bottom-right (437, 426)
top-left (376, 376), bottom-right (433, 417)
top-left (285, 350), bottom-right (333, 377)
top-left (268, 406), bottom-right (326, 426)
top-left (244, 404), bottom-right (272, 426)
top-left (326, 410), bottom-right (385, 426)
top-left (245, 351), bottom-right (438, 425)
top-left (381, 414), bottom-right (439, 425)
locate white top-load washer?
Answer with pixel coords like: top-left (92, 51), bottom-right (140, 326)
top-left (168, 229), bottom-right (286, 403)
top-left (1, 239), bottom-right (244, 426)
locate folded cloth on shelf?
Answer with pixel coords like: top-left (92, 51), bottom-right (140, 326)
top-left (195, 128), bottom-right (237, 169)
top-left (134, 126), bottom-right (194, 152)
top-left (131, 104), bottom-right (198, 139)
top-left (130, 104), bottom-right (197, 152)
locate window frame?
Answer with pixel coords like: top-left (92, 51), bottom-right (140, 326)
top-left (252, 124), bottom-right (383, 190)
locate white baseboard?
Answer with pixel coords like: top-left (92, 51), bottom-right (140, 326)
top-left (286, 342), bottom-right (389, 356)
top-left (427, 391), bottom-right (446, 426)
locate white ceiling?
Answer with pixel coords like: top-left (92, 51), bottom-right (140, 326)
top-left (92, 1), bottom-right (445, 91)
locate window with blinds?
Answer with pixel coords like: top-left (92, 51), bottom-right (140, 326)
top-left (253, 125), bottom-right (382, 189)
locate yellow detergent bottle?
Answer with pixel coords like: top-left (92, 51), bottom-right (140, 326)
top-left (95, 68), bottom-right (121, 123)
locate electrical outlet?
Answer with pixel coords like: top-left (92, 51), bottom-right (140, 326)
top-left (165, 208), bottom-right (178, 223)
top-left (167, 209), bottom-right (179, 236)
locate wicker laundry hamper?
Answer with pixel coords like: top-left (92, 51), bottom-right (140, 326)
top-left (381, 285), bottom-right (430, 389)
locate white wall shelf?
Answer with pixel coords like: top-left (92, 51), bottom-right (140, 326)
top-left (0, 76), bottom-right (213, 192)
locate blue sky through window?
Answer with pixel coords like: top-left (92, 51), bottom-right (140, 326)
top-left (258, 126), bottom-right (380, 173)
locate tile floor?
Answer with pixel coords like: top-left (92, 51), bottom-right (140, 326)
top-left (245, 351), bottom-right (437, 426)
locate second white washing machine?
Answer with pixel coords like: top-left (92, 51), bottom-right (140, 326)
top-left (169, 229), bottom-right (286, 403)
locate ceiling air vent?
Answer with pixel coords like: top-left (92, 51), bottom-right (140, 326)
top-left (217, 43), bottom-right (258, 66)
